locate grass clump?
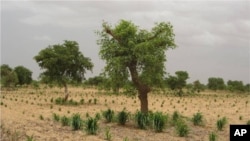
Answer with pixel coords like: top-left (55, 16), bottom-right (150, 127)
top-left (71, 113), bottom-right (83, 130)
top-left (216, 117), bottom-right (227, 131)
top-left (152, 112), bottom-right (167, 132)
top-left (172, 111), bottom-right (181, 125)
top-left (175, 120), bottom-right (189, 137)
top-left (117, 110), bottom-right (129, 125)
top-left (61, 115), bottom-right (70, 126)
top-left (192, 112), bottom-right (203, 126)
top-left (134, 111), bottom-right (150, 129)
top-left (52, 113), bottom-right (60, 122)
top-left (85, 117), bottom-right (98, 135)
top-left (102, 108), bottom-right (115, 123)
top-left (247, 120), bottom-right (250, 125)
top-left (105, 127), bottom-right (112, 141)
top-left (209, 132), bottom-right (217, 141)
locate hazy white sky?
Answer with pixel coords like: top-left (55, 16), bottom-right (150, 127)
top-left (1, 0), bottom-right (250, 84)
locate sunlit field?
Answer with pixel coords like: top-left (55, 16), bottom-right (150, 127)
top-left (1, 86), bottom-right (249, 141)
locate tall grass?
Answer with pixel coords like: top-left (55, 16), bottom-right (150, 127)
top-left (216, 117), bottom-right (227, 131)
top-left (152, 112), bottom-right (167, 132)
top-left (71, 113), bottom-right (83, 130)
top-left (85, 117), bottom-right (98, 135)
top-left (192, 112), bottom-right (203, 126)
top-left (117, 110), bottom-right (129, 125)
top-left (102, 108), bottom-right (115, 123)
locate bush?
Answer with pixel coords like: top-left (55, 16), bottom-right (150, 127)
top-left (216, 117), bottom-right (227, 131)
top-left (209, 132), bottom-right (217, 141)
top-left (152, 112), bottom-right (167, 132)
top-left (61, 115), bottom-right (70, 126)
top-left (176, 120), bottom-right (189, 137)
top-left (85, 117), bottom-right (98, 135)
top-left (72, 113), bottom-right (83, 130)
top-left (192, 112), bottom-right (203, 126)
top-left (117, 110), bottom-right (129, 125)
top-left (102, 108), bottom-right (115, 123)
top-left (134, 111), bottom-right (150, 129)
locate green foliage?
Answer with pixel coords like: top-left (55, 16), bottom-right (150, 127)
top-left (192, 112), bottom-right (203, 126)
top-left (246, 120), bottom-right (250, 125)
top-left (105, 127), bottom-right (112, 141)
top-left (166, 71), bottom-right (189, 96)
top-left (84, 75), bottom-right (107, 86)
top-left (0, 64), bottom-right (18, 88)
top-left (55, 97), bottom-right (78, 106)
top-left (102, 108), bottom-right (115, 123)
top-left (152, 112), bottom-right (167, 132)
top-left (61, 115), bottom-right (70, 126)
top-left (14, 66), bottom-right (32, 85)
top-left (216, 117), bottom-right (227, 131)
top-left (209, 132), bottom-right (217, 141)
top-left (134, 111), bottom-right (150, 129)
top-left (26, 134), bottom-right (35, 141)
top-left (117, 110), bottom-right (129, 125)
top-left (52, 113), bottom-right (60, 122)
top-left (172, 111), bottom-right (181, 125)
top-left (34, 40), bottom-right (93, 89)
top-left (85, 117), bottom-right (98, 135)
top-left (71, 113), bottom-right (83, 130)
top-left (207, 77), bottom-right (225, 91)
top-left (97, 20), bottom-right (176, 112)
top-left (192, 80), bottom-right (205, 93)
top-left (227, 80), bottom-right (245, 92)
top-left (175, 120), bottom-right (189, 137)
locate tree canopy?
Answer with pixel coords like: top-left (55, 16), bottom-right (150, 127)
top-left (96, 20), bottom-right (176, 112)
top-left (14, 66), bottom-right (32, 85)
top-left (207, 77), bottom-right (225, 91)
top-left (0, 64), bottom-right (18, 88)
top-left (34, 40), bottom-right (93, 100)
top-left (166, 71), bottom-right (189, 96)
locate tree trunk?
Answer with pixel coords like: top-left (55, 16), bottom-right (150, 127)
top-left (128, 63), bottom-right (151, 113)
top-left (63, 83), bottom-right (69, 101)
top-left (138, 88), bottom-right (148, 113)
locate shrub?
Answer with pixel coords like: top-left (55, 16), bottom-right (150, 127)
top-left (102, 108), bottom-right (115, 123)
top-left (176, 120), bottom-right (189, 137)
top-left (216, 117), bottom-right (227, 131)
top-left (134, 111), bottom-right (150, 129)
top-left (117, 110), bottom-right (129, 125)
top-left (52, 113), bottom-right (60, 122)
top-left (72, 113), bottom-right (83, 130)
top-left (192, 112), bottom-right (203, 126)
top-left (61, 115), bottom-right (70, 126)
top-left (152, 112), bottom-right (167, 132)
top-left (209, 132), bottom-right (217, 141)
top-left (85, 117), bottom-right (98, 135)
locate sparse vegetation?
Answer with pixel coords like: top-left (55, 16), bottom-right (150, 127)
top-left (71, 113), bottom-right (83, 130)
top-left (102, 108), bottom-right (115, 123)
top-left (216, 117), bottom-right (227, 131)
top-left (85, 117), bottom-right (98, 135)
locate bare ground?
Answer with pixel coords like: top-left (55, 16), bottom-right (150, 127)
top-left (1, 87), bottom-right (249, 141)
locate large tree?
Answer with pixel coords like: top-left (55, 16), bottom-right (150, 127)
top-left (34, 40), bottom-right (93, 101)
top-left (96, 20), bottom-right (176, 113)
top-left (207, 77), bottom-right (225, 91)
top-left (14, 66), bottom-right (32, 85)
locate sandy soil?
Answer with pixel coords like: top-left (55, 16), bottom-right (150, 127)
top-left (1, 86), bottom-right (249, 141)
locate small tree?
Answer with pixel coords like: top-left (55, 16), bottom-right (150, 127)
top-left (14, 66), bottom-right (32, 85)
top-left (207, 77), bottom-right (225, 91)
top-left (34, 40), bottom-right (93, 101)
top-left (192, 80), bottom-right (205, 93)
top-left (0, 64), bottom-right (18, 88)
top-left (166, 71), bottom-right (189, 96)
top-left (96, 20), bottom-right (176, 113)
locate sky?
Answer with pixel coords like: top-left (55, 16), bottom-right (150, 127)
top-left (1, 0), bottom-right (250, 84)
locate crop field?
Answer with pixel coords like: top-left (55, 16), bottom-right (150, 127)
top-left (1, 86), bottom-right (249, 141)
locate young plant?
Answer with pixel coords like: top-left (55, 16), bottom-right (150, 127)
top-left (61, 115), bottom-right (70, 126)
top-left (247, 120), bottom-right (250, 125)
top-left (192, 112), bottom-right (203, 126)
top-left (105, 127), bottom-right (112, 141)
top-left (72, 113), bottom-right (83, 130)
top-left (117, 110), bottom-right (129, 125)
top-left (216, 117), bottom-right (227, 131)
top-left (152, 112), bottom-right (167, 132)
top-left (176, 120), bottom-right (189, 137)
top-left (52, 113), bottom-right (60, 122)
top-left (102, 108), bottom-right (115, 123)
top-left (172, 111), bottom-right (181, 125)
top-left (209, 132), bottom-right (217, 141)
top-left (134, 111), bottom-right (150, 129)
top-left (85, 117), bottom-right (98, 135)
